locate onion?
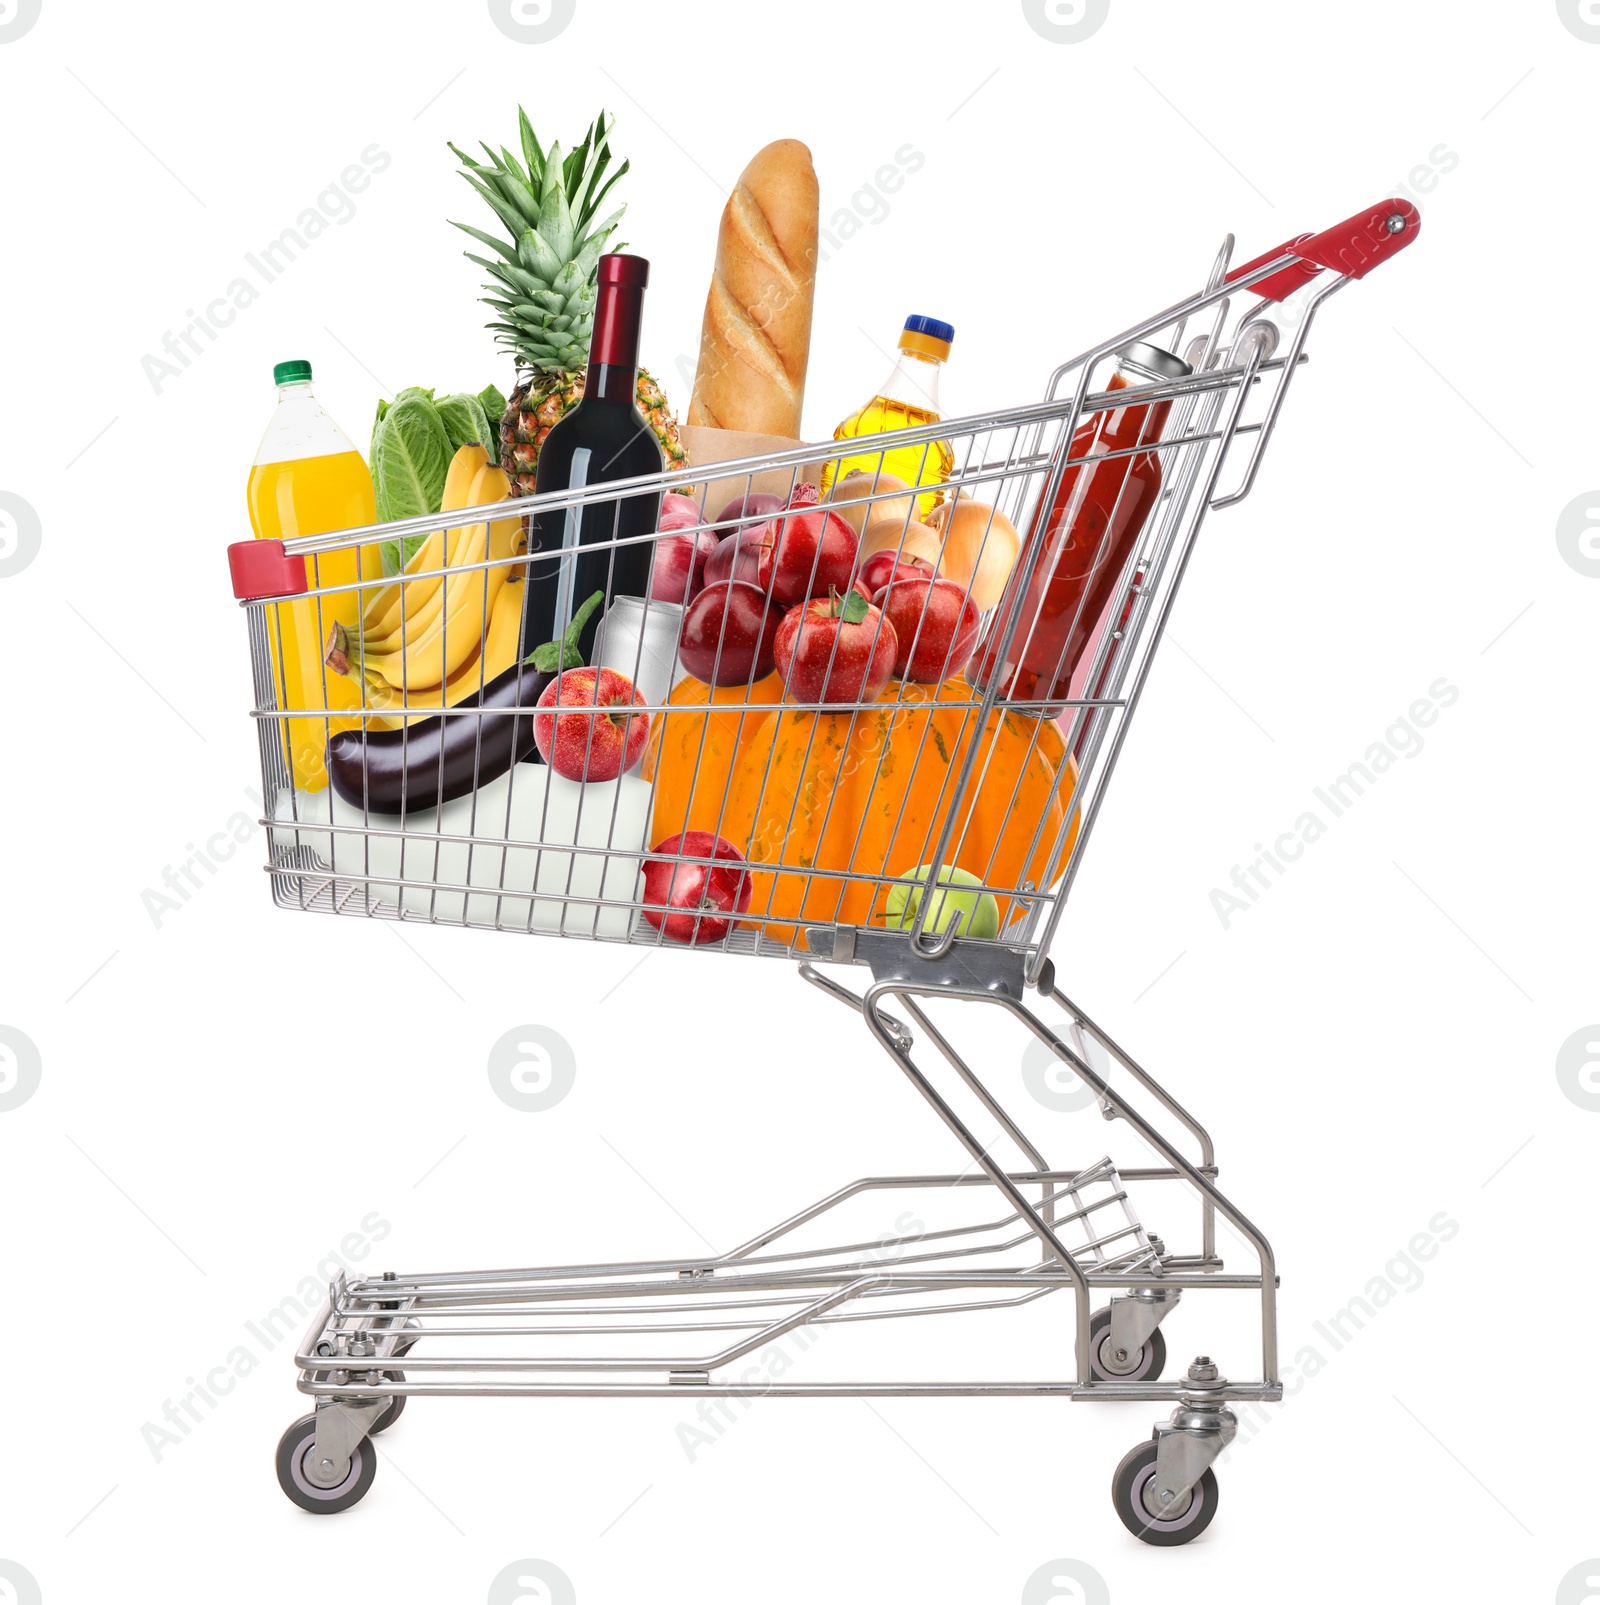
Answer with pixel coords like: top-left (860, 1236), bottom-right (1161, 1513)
top-left (704, 524), bottom-right (768, 586)
top-left (650, 530), bottom-right (719, 605)
top-left (926, 499), bottom-right (1020, 612)
top-left (859, 517), bottom-right (946, 571)
top-left (713, 490), bottom-right (784, 527)
top-left (660, 492), bottom-right (705, 524)
top-left (826, 469), bottom-right (919, 537)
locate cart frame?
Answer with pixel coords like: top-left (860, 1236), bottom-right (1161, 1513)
top-left (236, 200), bottom-right (1420, 1541)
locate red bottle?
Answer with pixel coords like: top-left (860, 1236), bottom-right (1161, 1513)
top-left (971, 342), bottom-right (1190, 706)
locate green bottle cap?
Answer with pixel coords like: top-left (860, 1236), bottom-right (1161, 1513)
top-left (273, 359), bottom-right (313, 385)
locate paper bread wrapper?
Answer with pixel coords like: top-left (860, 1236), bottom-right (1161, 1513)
top-left (682, 424), bottom-right (829, 514)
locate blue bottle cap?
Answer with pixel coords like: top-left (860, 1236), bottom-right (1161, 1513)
top-left (902, 315), bottom-right (955, 344)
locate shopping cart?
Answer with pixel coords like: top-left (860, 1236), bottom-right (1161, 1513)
top-left (230, 200), bottom-right (1419, 1542)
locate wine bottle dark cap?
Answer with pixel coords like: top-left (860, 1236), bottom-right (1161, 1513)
top-left (598, 253), bottom-right (650, 288)
top-left (1118, 341), bottom-right (1191, 380)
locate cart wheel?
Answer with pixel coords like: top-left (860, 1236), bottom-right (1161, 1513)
top-left (368, 1335), bottom-right (415, 1434)
top-left (275, 1415), bottom-right (376, 1514)
top-left (369, 1373), bottom-right (407, 1435)
top-left (1110, 1440), bottom-right (1217, 1546)
top-left (1089, 1306), bottom-right (1166, 1382)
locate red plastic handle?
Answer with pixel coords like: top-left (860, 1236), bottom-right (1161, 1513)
top-left (1225, 233), bottom-right (1319, 303)
top-left (1298, 198), bottom-right (1421, 278)
top-left (229, 538), bottom-right (307, 601)
top-left (1228, 200), bottom-right (1421, 301)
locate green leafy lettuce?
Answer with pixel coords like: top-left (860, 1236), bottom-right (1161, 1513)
top-left (435, 391), bottom-right (496, 464)
top-left (477, 384), bottom-right (508, 444)
top-left (369, 384), bottom-right (504, 575)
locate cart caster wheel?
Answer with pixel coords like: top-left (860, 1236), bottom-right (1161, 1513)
top-left (1111, 1440), bottom-right (1217, 1546)
top-left (369, 1374), bottom-right (407, 1434)
top-left (275, 1415), bottom-right (376, 1514)
top-left (308, 1370), bottom-right (403, 1433)
top-left (1089, 1306), bottom-right (1166, 1381)
top-left (369, 1337), bottom-right (414, 1434)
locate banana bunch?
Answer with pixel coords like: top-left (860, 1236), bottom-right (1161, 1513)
top-left (327, 443), bottom-right (529, 726)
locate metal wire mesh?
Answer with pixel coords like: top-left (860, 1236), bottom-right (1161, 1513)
top-left (242, 238), bottom-right (1330, 974)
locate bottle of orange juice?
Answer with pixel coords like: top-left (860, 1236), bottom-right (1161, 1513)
top-left (246, 359), bottom-right (382, 792)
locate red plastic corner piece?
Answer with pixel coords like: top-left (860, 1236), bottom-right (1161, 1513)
top-left (229, 539), bottom-right (308, 601)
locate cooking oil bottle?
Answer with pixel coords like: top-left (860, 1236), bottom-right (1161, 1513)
top-left (246, 358), bottom-right (382, 792)
top-left (820, 315), bottom-right (954, 516)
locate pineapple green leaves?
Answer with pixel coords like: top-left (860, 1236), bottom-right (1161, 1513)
top-left (449, 109), bottom-right (629, 378)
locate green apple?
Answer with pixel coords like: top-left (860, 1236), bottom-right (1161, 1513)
top-left (884, 863), bottom-right (1000, 940)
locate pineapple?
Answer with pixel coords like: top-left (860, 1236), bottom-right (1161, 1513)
top-left (450, 108), bottom-right (687, 497)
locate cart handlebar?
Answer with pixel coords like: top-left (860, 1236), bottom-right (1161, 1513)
top-left (1228, 198), bottom-right (1421, 302)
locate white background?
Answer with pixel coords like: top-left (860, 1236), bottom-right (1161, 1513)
top-left (1, 0), bottom-right (1595, 1600)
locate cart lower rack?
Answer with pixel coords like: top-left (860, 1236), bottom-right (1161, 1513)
top-left (238, 201), bottom-right (1420, 1542)
top-left (283, 968), bottom-right (1278, 1544)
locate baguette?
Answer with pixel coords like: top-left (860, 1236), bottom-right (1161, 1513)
top-left (688, 139), bottom-right (818, 439)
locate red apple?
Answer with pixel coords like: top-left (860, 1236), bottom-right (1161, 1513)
top-left (857, 547), bottom-right (934, 598)
top-left (533, 667), bottom-right (651, 782)
top-left (757, 498), bottom-right (858, 607)
top-left (650, 529), bottom-right (718, 605)
top-left (678, 580), bottom-right (783, 685)
top-left (774, 587), bottom-right (898, 707)
top-left (642, 830), bottom-right (752, 944)
top-left (872, 577), bottom-right (981, 684)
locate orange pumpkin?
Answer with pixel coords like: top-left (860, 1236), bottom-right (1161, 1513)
top-left (641, 674), bottom-right (783, 847)
top-left (717, 675), bottom-right (1080, 943)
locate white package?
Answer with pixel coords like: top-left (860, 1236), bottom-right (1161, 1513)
top-left (270, 763), bottom-right (650, 937)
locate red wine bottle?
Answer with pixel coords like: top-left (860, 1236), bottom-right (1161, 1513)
top-left (519, 253), bottom-right (664, 672)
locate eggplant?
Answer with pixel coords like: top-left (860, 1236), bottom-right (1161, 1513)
top-left (326, 591), bottom-right (602, 814)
